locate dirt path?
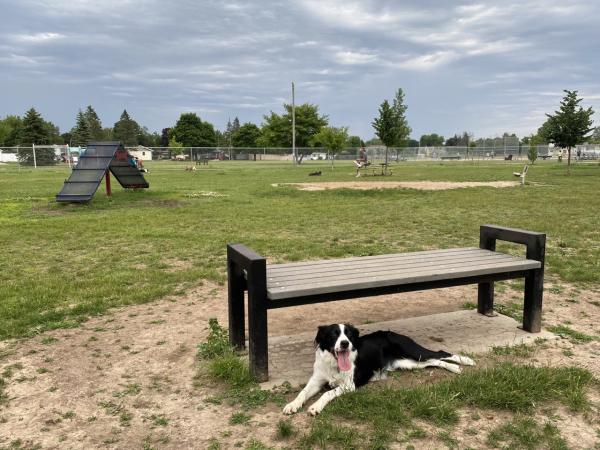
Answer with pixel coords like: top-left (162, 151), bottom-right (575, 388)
top-left (0, 280), bottom-right (598, 449)
top-left (274, 181), bottom-right (520, 191)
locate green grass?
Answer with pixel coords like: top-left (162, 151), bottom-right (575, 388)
top-left (276, 419), bottom-right (296, 440)
top-left (196, 319), bottom-right (285, 410)
top-left (547, 324), bottom-right (597, 343)
top-left (487, 416), bottom-right (569, 450)
top-left (301, 363), bottom-right (593, 449)
top-left (1, 160), bottom-right (600, 339)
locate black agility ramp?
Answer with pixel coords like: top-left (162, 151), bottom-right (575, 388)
top-left (56, 141), bottom-right (149, 203)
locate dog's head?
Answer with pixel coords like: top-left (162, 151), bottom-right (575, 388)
top-left (315, 324), bottom-right (359, 372)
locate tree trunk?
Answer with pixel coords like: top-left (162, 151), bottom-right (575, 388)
top-left (384, 146), bottom-right (389, 175)
top-left (567, 146), bottom-right (571, 175)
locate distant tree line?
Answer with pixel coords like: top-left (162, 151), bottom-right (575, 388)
top-left (1, 90), bottom-right (596, 162)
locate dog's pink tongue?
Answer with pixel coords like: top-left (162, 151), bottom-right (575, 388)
top-left (337, 351), bottom-right (352, 371)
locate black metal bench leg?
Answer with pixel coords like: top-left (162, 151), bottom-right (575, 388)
top-left (477, 282), bottom-right (494, 316)
top-left (227, 257), bottom-right (246, 350)
top-left (523, 268), bottom-right (543, 332)
top-left (247, 260), bottom-right (268, 382)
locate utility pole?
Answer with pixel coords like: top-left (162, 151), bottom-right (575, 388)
top-left (292, 82), bottom-right (296, 165)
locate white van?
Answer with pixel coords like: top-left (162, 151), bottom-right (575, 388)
top-left (309, 152), bottom-right (327, 160)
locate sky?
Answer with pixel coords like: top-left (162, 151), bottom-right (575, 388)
top-left (1, 0), bottom-right (599, 141)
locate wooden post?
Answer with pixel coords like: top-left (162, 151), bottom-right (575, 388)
top-left (105, 170), bottom-right (112, 196)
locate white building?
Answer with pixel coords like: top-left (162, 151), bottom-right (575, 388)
top-left (128, 146), bottom-right (153, 161)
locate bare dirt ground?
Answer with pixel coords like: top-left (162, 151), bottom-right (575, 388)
top-left (273, 181), bottom-right (520, 191)
top-left (0, 280), bottom-right (599, 449)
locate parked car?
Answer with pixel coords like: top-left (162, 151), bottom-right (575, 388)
top-left (310, 152), bottom-right (327, 160)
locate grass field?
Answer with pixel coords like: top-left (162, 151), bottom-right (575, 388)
top-left (1, 159), bottom-right (599, 339)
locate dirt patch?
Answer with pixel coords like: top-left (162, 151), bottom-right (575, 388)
top-left (274, 181), bottom-right (520, 191)
top-left (0, 280), bottom-right (598, 449)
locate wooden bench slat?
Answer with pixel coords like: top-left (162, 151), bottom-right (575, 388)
top-left (267, 249), bottom-right (512, 280)
top-left (267, 253), bottom-right (520, 286)
top-left (268, 247), bottom-right (480, 270)
top-left (267, 258), bottom-right (540, 300)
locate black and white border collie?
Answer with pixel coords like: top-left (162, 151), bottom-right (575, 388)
top-left (283, 323), bottom-right (475, 416)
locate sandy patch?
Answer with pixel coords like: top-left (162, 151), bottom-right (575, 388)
top-left (0, 280), bottom-right (598, 449)
top-left (274, 181), bottom-right (520, 191)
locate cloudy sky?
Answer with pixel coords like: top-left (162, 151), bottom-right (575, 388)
top-left (1, 0), bottom-right (598, 140)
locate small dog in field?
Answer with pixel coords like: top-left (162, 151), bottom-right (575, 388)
top-left (185, 166), bottom-right (197, 172)
top-left (308, 171), bottom-right (321, 176)
top-left (283, 324), bottom-right (474, 416)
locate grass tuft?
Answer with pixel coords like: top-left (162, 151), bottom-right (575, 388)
top-left (487, 416), bottom-right (568, 450)
top-left (276, 419), bottom-right (296, 440)
top-left (548, 324), bottom-right (596, 343)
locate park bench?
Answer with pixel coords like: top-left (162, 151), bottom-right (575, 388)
top-left (441, 155), bottom-right (461, 160)
top-left (227, 225), bottom-right (545, 381)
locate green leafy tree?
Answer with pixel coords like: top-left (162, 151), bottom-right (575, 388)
top-left (233, 123), bottom-right (261, 147)
top-left (391, 88), bottom-right (412, 147)
top-left (311, 126), bottom-right (349, 169)
top-left (419, 133), bottom-right (444, 146)
top-left (346, 135), bottom-right (363, 147)
top-left (84, 106), bottom-right (103, 140)
top-left (372, 100), bottom-right (396, 167)
top-left (541, 90), bottom-right (594, 168)
top-left (0, 115), bottom-right (23, 146)
top-left (528, 142), bottom-right (538, 164)
top-left (591, 127), bottom-right (600, 143)
top-left (71, 110), bottom-right (90, 146)
top-left (260, 103), bottom-right (328, 150)
top-left (113, 110), bottom-right (141, 146)
top-left (170, 112), bottom-right (216, 147)
top-left (160, 128), bottom-right (170, 147)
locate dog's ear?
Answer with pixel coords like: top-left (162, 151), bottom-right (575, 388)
top-left (344, 324), bottom-right (360, 343)
top-left (314, 325), bottom-right (328, 347)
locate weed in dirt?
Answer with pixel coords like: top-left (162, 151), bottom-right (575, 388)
top-left (207, 439), bottom-right (221, 450)
top-left (548, 324), bottom-right (596, 343)
top-left (61, 411), bottom-right (75, 420)
top-left (41, 337), bottom-right (58, 345)
top-left (487, 416), bottom-right (568, 450)
top-left (460, 301), bottom-right (476, 310)
top-left (36, 368), bottom-right (49, 374)
top-left (495, 302), bottom-right (523, 321)
top-left (276, 419), bottom-right (296, 440)
top-left (589, 301), bottom-right (600, 307)
top-left (149, 319), bottom-right (166, 325)
top-left (491, 343), bottom-right (535, 358)
top-left (0, 378), bottom-right (7, 404)
top-left (150, 414), bottom-right (168, 426)
top-left (114, 383), bottom-right (142, 397)
top-left (301, 363), bottom-right (593, 449)
top-left (246, 439), bottom-right (272, 449)
top-left (230, 411), bottom-right (251, 425)
top-left (2, 363), bottom-right (23, 378)
top-left (0, 440), bottom-right (42, 450)
top-left (119, 411), bottom-right (133, 427)
top-left (437, 430), bottom-right (458, 449)
top-left (563, 349), bottom-right (574, 357)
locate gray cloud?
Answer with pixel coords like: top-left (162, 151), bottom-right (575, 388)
top-left (0, 0), bottom-right (598, 139)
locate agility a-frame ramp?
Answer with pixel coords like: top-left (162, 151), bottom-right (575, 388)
top-left (56, 141), bottom-right (149, 203)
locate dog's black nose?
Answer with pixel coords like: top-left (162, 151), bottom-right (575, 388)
top-left (340, 340), bottom-right (349, 349)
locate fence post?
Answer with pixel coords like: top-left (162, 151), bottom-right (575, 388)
top-left (32, 143), bottom-right (37, 168)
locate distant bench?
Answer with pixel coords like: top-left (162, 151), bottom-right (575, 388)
top-left (227, 225), bottom-right (546, 381)
top-left (441, 155), bottom-right (461, 160)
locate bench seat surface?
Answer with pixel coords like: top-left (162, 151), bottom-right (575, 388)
top-left (266, 247), bottom-right (540, 300)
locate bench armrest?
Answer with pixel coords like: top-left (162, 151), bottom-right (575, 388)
top-left (480, 225), bottom-right (546, 267)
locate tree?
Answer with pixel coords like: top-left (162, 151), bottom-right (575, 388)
top-left (419, 133), bottom-right (444, 146)
top-left (591, 127), bottom-right (600, 144)
top-left (160, 128), bottom-right (170, 147)
top-left (170, 112), bottom-right (216, 147)
top-left (260, 103), bottom-right (328, 150)
top-left (346, 135), bottom-right (363, 148)
top-left (71, 110), bottom-right (90, 146)
top-left (528, 142), bottom-right (538, 164)
top-left (541, 90), bottom-right (594, 168)
top-left (445, 132), bottom-right (472, 146)
top-left (372, 100), bottom-right (396, 168)
top-left (84, 106), bottom-right (103, 140)
top-left (113, 110), bottom-right (141, 146)
top-left (0, 115), bottom-right (23, 146)
top-left (391, 88), bottom-right (412, 147)
top-left (233, 123), bottom-right (261, 147)
top-left (311, 126), bottom-right (348, 169)
top-left (21, 108), bottom-right (49, 145)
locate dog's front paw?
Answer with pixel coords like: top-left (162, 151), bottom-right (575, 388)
top-left (283, 401), bottom-right (302, 415)
top-left (446, 363), bottom-right (462, 374)
top-left (307, 403), bottom-right (323, 416)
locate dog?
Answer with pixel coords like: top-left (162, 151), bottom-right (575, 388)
top-left (283, 324), bottom-right (474, 416)
top-left (308, 171), bottom-right (321, 176)
top-left (185, 165), bottom-right (197, 172)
